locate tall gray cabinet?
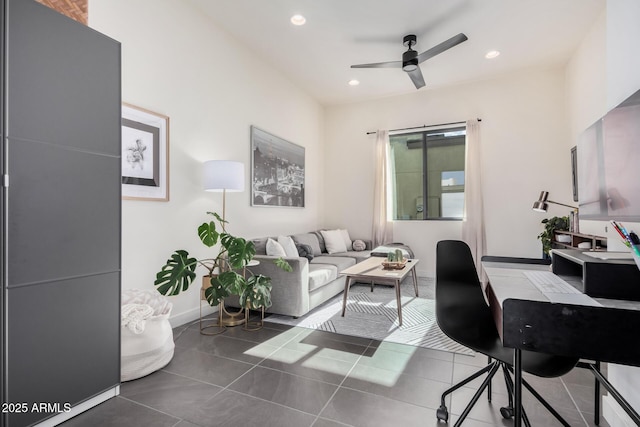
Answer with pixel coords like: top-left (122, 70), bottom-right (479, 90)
top-left (1, 1), bottom-right (121, 426)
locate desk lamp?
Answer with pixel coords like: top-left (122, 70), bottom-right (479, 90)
top-left (532, 190), bottom-right (579, 232)
top-left (203, 160), bottom-right (245, 227)
top-left (532, 191), bottom-right (578, 212)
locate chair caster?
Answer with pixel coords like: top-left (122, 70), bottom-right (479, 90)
top-left (436, 405), bottom-right (449, 422)
top-left (500, 406), bottom-right (514, 419)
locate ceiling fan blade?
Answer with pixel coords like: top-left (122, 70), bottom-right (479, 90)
top-left (417, 33), bottom-right (468, 63)
top-left (407, 67), bottom-right (425, 89)
top-left (351, 60), bottom-right (402, 69)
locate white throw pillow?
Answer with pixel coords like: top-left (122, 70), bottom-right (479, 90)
top-left (320, 229), bottom-right (347, 254)
top-left (266, 238), bottom-right (287, 257)
top-left (277, 235), bottom-right (299, 258)
top-left (340, 229), bottom-right (352, 248)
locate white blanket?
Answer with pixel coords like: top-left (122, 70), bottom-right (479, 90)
top-left (121, 303), bottom-right (154, 334)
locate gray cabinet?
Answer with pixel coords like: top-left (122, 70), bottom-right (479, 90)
top-left (1, 1), bottom-right (121, 426)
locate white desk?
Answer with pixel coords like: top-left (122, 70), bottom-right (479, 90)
top-left (482, 260), bottom-right (640, 427)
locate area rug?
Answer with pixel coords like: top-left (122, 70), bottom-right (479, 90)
top-left (264, 278), bottom-right (474, 356)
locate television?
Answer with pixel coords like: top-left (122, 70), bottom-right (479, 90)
top-left (577, 89), bottom-right (640, 221)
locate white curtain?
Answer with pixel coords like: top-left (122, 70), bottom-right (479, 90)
top-left (461, 120), bottom-right (486, 276)
top-left (372, 130), bottom-right (393, 247)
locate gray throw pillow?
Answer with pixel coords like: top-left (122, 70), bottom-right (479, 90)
top-left (296, 243), bottom-right (314, 261)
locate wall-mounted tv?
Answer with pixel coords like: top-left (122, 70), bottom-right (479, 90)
top-left (577, 89), bottom-right (640, 221)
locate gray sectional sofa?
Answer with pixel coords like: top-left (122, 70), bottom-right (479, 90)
top-left (248, 231), bottom-right (373, 317)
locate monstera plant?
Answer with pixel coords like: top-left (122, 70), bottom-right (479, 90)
top-left (154, 212), bottom-right (291, 310)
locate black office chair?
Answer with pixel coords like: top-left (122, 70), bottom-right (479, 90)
top-left (435, 240), bottom-right (579, 426)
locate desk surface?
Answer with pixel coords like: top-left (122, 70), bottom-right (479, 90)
top-left (482, 260), bottom-right (640, 367)
top-left (483, 261), bottom-right (640, 311)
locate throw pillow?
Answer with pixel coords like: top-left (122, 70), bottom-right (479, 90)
top-left (266, 238), bottom-right (287, 257)
top-left (352, 239), bottom-right (366, 251)
top-left (277, 235), bottom-right (299, 258)
top-left (320, 229), bottom-right (347, 254)
top-left (340, 229), bottom-right (352, 248)
top-left (296, 243), bottom-right (314, 261)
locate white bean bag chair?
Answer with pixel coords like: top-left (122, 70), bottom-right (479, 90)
top-left (121, 289), bottom-right (175, 381)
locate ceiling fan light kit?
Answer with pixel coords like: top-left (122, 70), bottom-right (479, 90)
top-left (351, 32), bottom-right (468, 90)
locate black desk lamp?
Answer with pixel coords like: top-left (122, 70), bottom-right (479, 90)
top-left (532, 191), bottom-right (578, 212)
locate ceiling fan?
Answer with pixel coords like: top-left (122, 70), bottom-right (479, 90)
top-left (351, 33), bottom-right (468, 89)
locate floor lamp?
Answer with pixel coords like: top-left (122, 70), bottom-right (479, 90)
top-left (203, 160), bottom-right (245, 226)
top-left (202, 160), bottom-right (245, 333)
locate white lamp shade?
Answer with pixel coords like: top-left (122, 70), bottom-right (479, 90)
top-left (203, 160), bottom-right (245, 192)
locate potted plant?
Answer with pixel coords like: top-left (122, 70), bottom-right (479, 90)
top-left (153, 212), bottom-right (291, 312)
top-left (537, 215), bottom-right (570, 257)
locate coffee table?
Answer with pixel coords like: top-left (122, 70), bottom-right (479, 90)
top-left (340, 257), bottom-right (419, 326)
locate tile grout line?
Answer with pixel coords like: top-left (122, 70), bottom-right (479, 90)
top-left (310, 338), bottom-right (375, 426)
top-left (560, 377), bottom-right (591, 427)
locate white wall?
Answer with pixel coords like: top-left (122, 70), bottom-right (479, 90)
top-left (324, 67), bottom-right (573, 276)
top-left (89, 0), bottom-right (324, 324)
top-left (566, 2), bottom-right (640, 425)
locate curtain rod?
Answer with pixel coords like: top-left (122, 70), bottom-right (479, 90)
top-left (366, 118), bottom-right (481, 135)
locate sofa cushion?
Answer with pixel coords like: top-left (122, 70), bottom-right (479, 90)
top-left (320, 229), bottom-right (347, 254)
top-left (325, 250), bottom-right (372, 263)
top-left (311, 255), bottom-right (356, 272)
top-left (278, 235), bottom-right (298, 258)
top-left (291, 233), bottom-right (322, 256)
top-left (251, 237), bottom-right (271, 255)
top-left (308, 264), bottom-right (337, 292)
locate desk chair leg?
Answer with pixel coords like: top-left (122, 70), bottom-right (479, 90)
top-left (487, 356), bottom-right (493, 402)
top-left (436, 361), bottom-right (499, 423)
top-left (594, 361), bottom-right (601, 425)
top-left (502, 364), bottom-right (572, 427)
top-left (453, 362), bottom-right (501, 427)
top-left (500, 363), bottom-right (532, 427)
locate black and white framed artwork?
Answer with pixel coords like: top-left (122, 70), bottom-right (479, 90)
top-left (250, 126), bottom-right (305, 208)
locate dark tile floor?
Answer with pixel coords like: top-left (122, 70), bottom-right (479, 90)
top-left (61, 317), bottom-right (609, 427)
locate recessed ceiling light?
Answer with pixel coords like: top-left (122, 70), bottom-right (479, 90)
top-left (348, 79), bottom-right (360, 86)
top-left (290, 14), bottom-right (306, 26)
top-left (485, 50), bottom-right (501, 59)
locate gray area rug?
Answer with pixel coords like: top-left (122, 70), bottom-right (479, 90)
top-left (265, 277), bottom-right (474, 356)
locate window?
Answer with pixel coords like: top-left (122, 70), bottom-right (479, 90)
top-left (389, 126), bottom-right (466, 220)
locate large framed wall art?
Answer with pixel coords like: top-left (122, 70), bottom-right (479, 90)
top-left (121, 103), bottom-right (170, 201)
top-left (250, 126), bottom-right (305, 208)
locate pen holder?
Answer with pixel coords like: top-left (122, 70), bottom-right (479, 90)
top-left (634, 245), bottom-right (640, 271)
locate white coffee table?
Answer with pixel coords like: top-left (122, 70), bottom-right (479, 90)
top-left (340, 257), bottom-right (419, 326)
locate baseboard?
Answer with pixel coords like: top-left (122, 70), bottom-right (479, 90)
top-left (603, 394), bottom-right (637, 427)
top-left (169, 303), bottom-right (218, 328)
top-left (33, 386), bottom-right (119, 427)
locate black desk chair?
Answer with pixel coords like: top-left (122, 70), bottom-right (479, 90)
top-left (435, 240), bottom-right (579, 426)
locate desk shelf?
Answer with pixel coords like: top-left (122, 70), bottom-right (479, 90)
top-left (553, 231), bottom-right (607, 251)
top-left (551, 249), bottom-right (640, 301)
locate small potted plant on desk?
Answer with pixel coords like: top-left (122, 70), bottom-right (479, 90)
top-left (537, 215), bottom-right (570, 258)
top-left (154, 212), bottom-right (291, 334)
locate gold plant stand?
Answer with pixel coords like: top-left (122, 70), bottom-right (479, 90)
top-left (243, 306), bottom-right (265, 331)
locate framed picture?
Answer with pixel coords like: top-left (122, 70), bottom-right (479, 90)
top-left (121, 103), bottom-right (170, 201)
top-left (250, 126), bottom-right (305, 207)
